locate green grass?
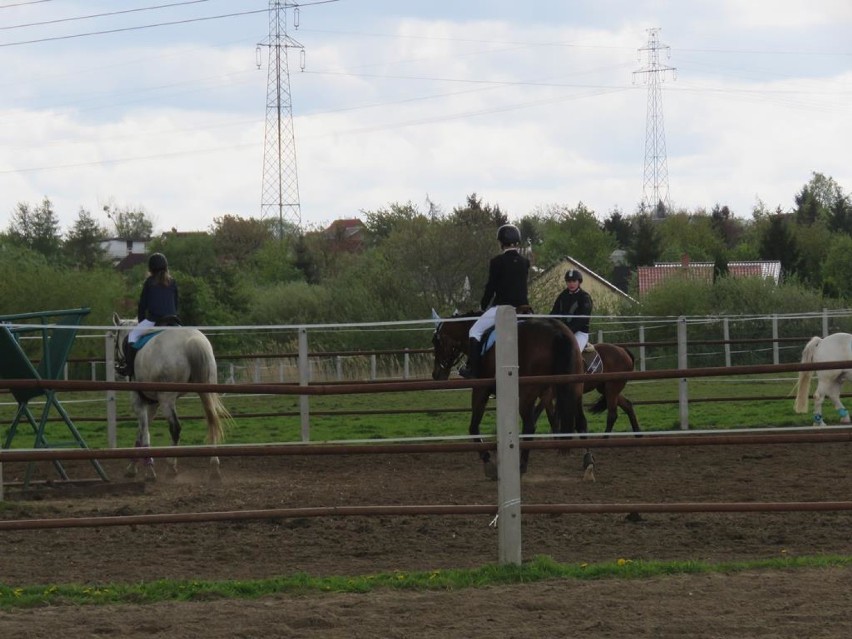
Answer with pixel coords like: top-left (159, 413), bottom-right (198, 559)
top-left (1, 554), bottom-right (849, 610)
top-left (0, 373), bottom-right (816, 450)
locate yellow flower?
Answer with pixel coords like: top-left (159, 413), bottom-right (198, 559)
top-left (617, 558), bottom-right (633, 566)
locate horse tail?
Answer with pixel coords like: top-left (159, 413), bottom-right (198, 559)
top-left (553, 328), bottom-right (585, 434)
top-left (623, 346), bottom-right (637, 368)
top-left (187, 333), bottom-right (231, 444)
top-left (793, 336), bottom-right (821, 414)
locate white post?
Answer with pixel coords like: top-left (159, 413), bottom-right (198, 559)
top-left (677, 316), bottom-right (689, 430)
top-left (105, 331), bottom-right (118, 448)
top-left (403, 350), bottom-right (410, 379)
top-left (723, 318), bottom-right (731, 368)
top-left (298, 327), bottom-right (310, 442)
top-left (823, 308), bottom-right (829, 337)
top-left (370, 354), bottom-right (377, 380)
top-left (495, 305), bottom-right (522, 566)
top-left (772, 314), bottom-right (780, 365)
top-left (638, 324), bottom-right (646, 372)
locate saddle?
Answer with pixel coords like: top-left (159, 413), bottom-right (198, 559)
top-left (583, 344), bottom-right (602, 374)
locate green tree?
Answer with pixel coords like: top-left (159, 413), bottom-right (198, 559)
top-left (626, 214), bottom-right (662, 267)
top-left (827, 194), bottom-right (852, 235)
top-left (104, 202), bottom-right (154, 240)
top-left (449, 193), bottom-right (507, 229)
top-left (7, 197), bottom-right (62, 260)
top-left (758, 211), bottom-right (799, 278)
top-left (822, 235), bottom-right (852, 298)
top-left (602, 208), bottom-right (632, 249)
top-left (657, 211), bottom-right (725, 262)
top-left (362, 201), bottom-right (424, 244)
top-left (64, 208), bottom-right (109, 269)
top-left (211, 215), bottom-right (274, 265)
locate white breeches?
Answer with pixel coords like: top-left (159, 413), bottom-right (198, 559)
top-left (574, 331), bottom-right (589, 351)
top-left (128, 318), bottom-right (156, 344)
top-left (469, 307), bottom-right (498, 341)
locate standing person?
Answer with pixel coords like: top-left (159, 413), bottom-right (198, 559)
top-left (117, 252), bottom-right (179, 378)
top-left (550, 268), bottom-right (593, 351)
top-left (458, 224), bottom-right (530, 379)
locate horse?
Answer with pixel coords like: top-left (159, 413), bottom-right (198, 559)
top-left (112, 313), bottom-right (231, 481)
top-left (431, 310), bottom-right (591, 480)
top-left (536, 343), bottom-right (642, 434)
top-left (793, 332), bottom-right (852, 426)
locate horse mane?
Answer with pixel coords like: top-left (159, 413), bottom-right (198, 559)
top-left (451, 310), bottom-right (482, 319)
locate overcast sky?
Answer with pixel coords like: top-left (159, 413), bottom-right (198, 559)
top-left (0, 0), bottom-right (850, 236)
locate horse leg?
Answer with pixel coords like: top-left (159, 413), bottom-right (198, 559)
top-left (575, 389), bottom-right (595, 482)
top-left (518, 395), bottom-right (539, 475)
top-left (617, 394), bottom-right (642, 434)
top-left (127, 397), bottom-right (157, 481)
top-left (163, 400), bottom-right (181, 477)
top-left (603, 387), bottom-right (619, 434)
top-left (469, 389), bottom-right (495, 479)
top-left (825, 378), bottom-right (850, 425)
top-left (813, 379), bottom-right (828, 426)
top-left (200, 393), bottom-right (224, 483)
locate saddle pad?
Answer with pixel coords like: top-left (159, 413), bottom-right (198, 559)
top-left (133, 330), bottom-right (163, 350)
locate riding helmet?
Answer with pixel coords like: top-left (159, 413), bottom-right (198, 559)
top-left (496, 224), bottom-right (521, 247)
top-left (564, 268), bottom-right (583, 283)
top-left (148, 252), bottom-right (168, 272)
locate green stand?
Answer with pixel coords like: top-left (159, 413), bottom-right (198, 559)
top-left (0, 308), bottom-right (107, 486)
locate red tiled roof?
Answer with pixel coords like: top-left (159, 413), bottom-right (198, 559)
top-left (638, 259), bottom-right (781, 295)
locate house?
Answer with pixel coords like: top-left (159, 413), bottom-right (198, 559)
top-left (100, 238), bottom-right (147, 261)
top-left (533, 256), bottom-right (638, 313)
top-left (323, 218), bottom-right (365, 252)
top-left (638, 254), bottom-right (782, 296)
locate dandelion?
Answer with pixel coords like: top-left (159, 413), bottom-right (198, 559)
top-left (617, 558), bottom-right (633, 566)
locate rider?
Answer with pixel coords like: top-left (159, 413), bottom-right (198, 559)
top-left (458, 223), bottom-right (530, 379)
top-left (550, 267), bottom-right (593, 352)
top-left (117, 252), bottom-right (179, 378)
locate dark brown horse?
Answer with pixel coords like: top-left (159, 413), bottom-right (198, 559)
top-left (536, 343), bottom-right (641, 434)
top-left (431, 311), bottom-right (591, 479)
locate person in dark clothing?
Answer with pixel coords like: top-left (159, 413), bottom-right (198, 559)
top-left (458, 224), bottom-right (530, 378)
top-left (117, 252), bottom-right (179, 378)
top-left (550, 267), bottom-right (593, 351)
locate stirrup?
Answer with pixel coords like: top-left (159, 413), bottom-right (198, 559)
top-left (458, 365), bottom-right (476, 379)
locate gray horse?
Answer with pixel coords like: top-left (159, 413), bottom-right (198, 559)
top-left (113, 313), bottom-right (230, 481)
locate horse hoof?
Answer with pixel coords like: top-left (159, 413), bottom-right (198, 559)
top-left (583, 465), bottom-right (596, 482)
top-left (483, 461), bottom-right (498, 481)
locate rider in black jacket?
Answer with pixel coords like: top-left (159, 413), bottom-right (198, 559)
top-left (550, 267), bottom-right (593, 351)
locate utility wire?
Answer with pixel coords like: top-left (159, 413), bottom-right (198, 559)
top-left (1, 0), bottom-right (212, 31)
top-left (0, 0), bottom-right (52, 8)
top-left (0, 7), bottom-right (267, 47)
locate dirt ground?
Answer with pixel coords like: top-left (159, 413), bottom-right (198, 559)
top-left (2, 441), bottom-right (852, 638)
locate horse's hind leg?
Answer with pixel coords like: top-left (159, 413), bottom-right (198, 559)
top-left (165, 403), bottom-right (181, 476)
top-left (469, 390), bottom-right (494, 479)
top-left (824, 378), bottom-right (850, 425)
top-left (617, 395), bottom-right (642, 434)
top-left (128, 399), bottom-right (158, 481)
top-left (813, 379), bottom-right (829, 425)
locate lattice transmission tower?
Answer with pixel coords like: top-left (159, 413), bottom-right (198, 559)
top-left (257, 1), bottom-right (305, 233)
top-left (633, 27), bottom-right (676, 216)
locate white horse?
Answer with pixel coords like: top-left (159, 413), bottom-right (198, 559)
top-left (793, 332), bottom-right (852, 426)
top-left (112, 313), bottom-right (231, 481)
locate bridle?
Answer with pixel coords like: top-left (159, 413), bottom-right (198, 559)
top-left (432, 323), bottom-right (465, 372)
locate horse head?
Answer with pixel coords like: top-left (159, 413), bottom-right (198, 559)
top-left (430, 310), bottom-right (477, 380)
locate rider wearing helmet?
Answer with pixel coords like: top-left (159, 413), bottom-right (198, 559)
top-left (458, 224), bottom-right (530, 379)
top-left (550, 267), bottom-right (593, 351)
top-left (117, 252), bottom-right (179, 378)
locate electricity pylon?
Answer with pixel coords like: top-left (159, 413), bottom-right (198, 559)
top-left (257, 1), bottom-right (305, 234)
top-left (633, 27), bottom-right (676, 216)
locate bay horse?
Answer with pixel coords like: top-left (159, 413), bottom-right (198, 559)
top-left (112, 313), bottom-right (231, 481)
top-left (794, 332), bottom-right (852, 425)
top-left (536, 343), bottom-right (641, 434)
top-left (431, 310), bottom-right (591, 479)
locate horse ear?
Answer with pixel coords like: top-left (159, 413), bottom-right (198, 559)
top-left (112, 312), bottom-right (120, 326)
top-left (431, 308), bottom-right (441, 325)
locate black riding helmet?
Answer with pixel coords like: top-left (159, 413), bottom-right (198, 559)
top-left (496, 224), bottom-right (521, 247)
top-left (148, 252), bottom-right (168, 272)
top-left (564, 268), bottom-right (583, 283)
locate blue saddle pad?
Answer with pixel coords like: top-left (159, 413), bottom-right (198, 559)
top-left (481, 320), bottom-right (528, 355)
top-left (132, 330), bottom-right (163, 350)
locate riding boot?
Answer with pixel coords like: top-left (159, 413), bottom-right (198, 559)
top-left (125, 345), bottom-right (137, 379)
top-left (458, 338), bottom-right (482, 378)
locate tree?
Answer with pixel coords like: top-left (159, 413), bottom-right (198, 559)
top-left (449, 193), bottom-right (507, 229)
top-left (104, 202), bottom-right (154, 240)
top-left (7, 197), bottom-right (62, 260)
top-left (625, 214), bottom-right (662, 267)
top-left (822, 235), bottom-right (852, 298)
top-left (710, 204), bottom-right (742, 248)
top-left (758, 211), bottom-right (799, 278)
top-left (64, 208), bottom-right (109, 269)
top-left (211, 215), bottom-right (274, 264)
top-left (793, 172), bottom-right (844, 227)
top-left (362, 202), bottom-right (424, 244)
top-left (827, 194), bottom-right (852, 235)
top-left (602, 208), bottom-right (632, 249)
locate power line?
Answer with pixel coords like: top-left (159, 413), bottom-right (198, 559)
top-left (0, 0), bottom-right (212, 31)
top-left (0, 7), bottom-right (267, 47)
top-left (0, 0), bottom-right (53, 8)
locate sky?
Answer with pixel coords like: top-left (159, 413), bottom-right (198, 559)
top-left (0, 0), bottom-right (850, 237)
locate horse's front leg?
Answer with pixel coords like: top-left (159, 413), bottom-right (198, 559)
top-left (469, 389), bottom-right (494, 479)
top-left (518, 396), bottom-right (539, 475)
top-left (127, 398), bottom-right (157, 481)
top-left (825, 380), bottom-right (851, 424)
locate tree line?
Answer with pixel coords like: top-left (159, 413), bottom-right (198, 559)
top-left (1, 172), bottom-right (849, 356)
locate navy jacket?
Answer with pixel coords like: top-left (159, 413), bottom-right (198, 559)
top-left (137, 276), bottom-right (179, 323)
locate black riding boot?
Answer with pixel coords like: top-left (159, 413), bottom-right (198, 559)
top-left (458, 338), bottom-right (482, 379)
top-left (117, 337), bottom-right (137, 378)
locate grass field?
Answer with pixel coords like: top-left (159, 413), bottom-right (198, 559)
top-left (0, 371), bottom-right (821, 451)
